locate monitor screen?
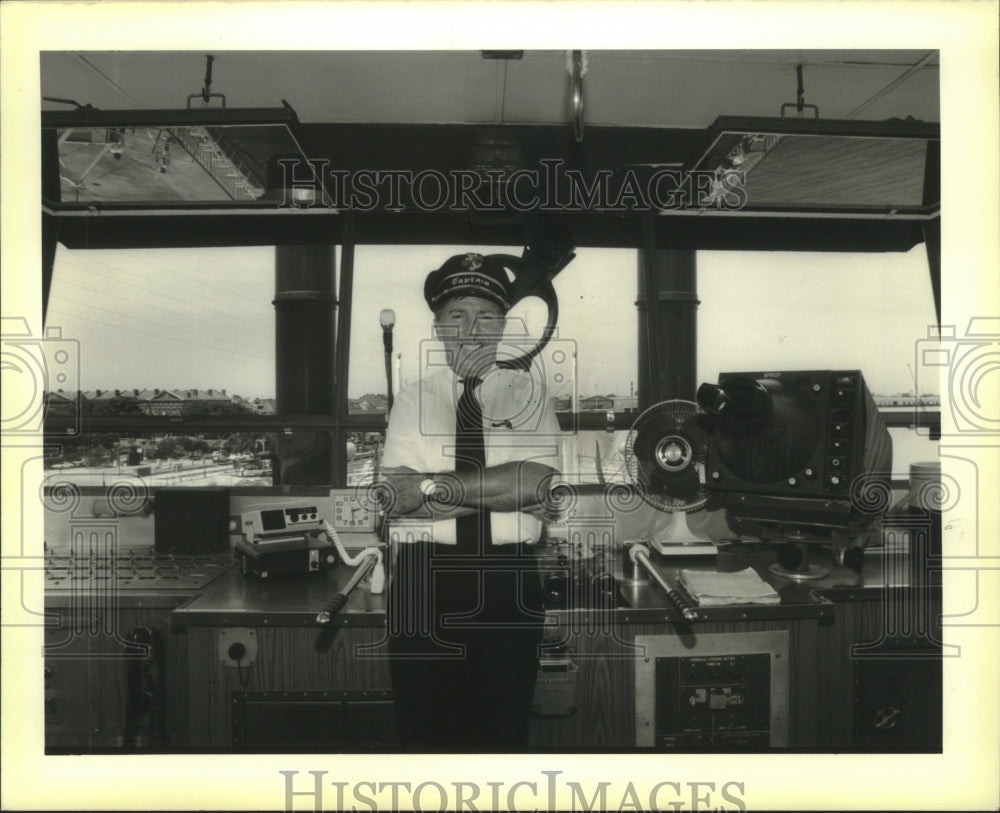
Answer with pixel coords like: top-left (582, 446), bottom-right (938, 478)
top-left (697, 370), bottom-right (892, 538)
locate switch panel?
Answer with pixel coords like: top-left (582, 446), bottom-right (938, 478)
top-left (635, 631), bottom-right (789, 749)
top-left (658, 653), bottom-right (770, 748)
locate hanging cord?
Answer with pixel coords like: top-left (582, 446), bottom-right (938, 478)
top-left (236, 657), bottom-right (252, 688)
top-left (319, 519), bottom-right (383, 574)
top-left (201, 54), bottom-right (214, 103)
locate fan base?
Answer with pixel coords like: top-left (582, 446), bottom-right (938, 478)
top-left (650, 540), bottom-right (718, 557)
top-left (768, 562), bottom-right (829, 581)
top-left (646, 510), bottom-right (717, 556)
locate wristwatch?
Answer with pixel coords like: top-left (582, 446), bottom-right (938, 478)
top-left (419, 478), bottom-right (439, 499)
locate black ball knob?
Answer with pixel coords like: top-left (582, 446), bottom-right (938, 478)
top-left (843, 546), bottom-right (864, 573)
top-left (777, 541), bottom-right (805, 571)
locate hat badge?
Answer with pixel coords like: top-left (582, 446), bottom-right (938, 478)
top-left (461, 253), bottom-right (484, 271)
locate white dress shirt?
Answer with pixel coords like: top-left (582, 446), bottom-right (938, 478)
top-left (382, 365), bottom-right (562, 545)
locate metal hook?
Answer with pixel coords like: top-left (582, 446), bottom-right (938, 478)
top-left (779, 64), bottom-right (820, 120)
top-left (186, 54), bottom-right (227, 109)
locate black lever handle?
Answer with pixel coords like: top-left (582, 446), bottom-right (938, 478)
top-left (316, 592), bottom-right (348, 624)
top-left (315, 553), bottom-right (377, 624)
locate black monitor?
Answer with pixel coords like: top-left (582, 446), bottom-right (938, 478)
top-left (697, 370), bottom-right (892, 579)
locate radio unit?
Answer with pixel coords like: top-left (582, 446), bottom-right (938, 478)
top-left (241, 505), bottom-right (324, 543)
top-left (235, 537), bottom-right (338, 579)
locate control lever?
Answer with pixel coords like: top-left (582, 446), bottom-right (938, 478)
top-left (315, 519), bottom-right (384, 624)
top-left (628, 544), bottom-right (699, 621)
top-left (315, 552), bottom-right (379, 624)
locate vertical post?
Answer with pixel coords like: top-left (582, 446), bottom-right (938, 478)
top-left (922, 218), bottom-right (941, 329)
top-left (922, 140), bottom-right (941, 327)
top-left (273, 243), bottom-right (337, 485)
top-left (42, 214), bottom-right (60, 326)
top-left (638, 217), bottom-right (665, 410)
top-left (636, 229), bottom-right (699, 408)
top-left (334, 211), bottom-right (357, 487)
top-left (42, 129), bottom-right (62, 324)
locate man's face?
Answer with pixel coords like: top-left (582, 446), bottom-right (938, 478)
top-left (434, 295), bottom-right (507, 378)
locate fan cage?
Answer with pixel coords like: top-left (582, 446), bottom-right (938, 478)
top-left (624, 400), bottom-right (710, 513)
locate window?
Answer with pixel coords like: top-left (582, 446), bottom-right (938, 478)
top-left (347, 245), bottom-right (639, 486)
top-left (697, 245), bottom-right (939, 475)
top-left (43, 241), bottom-right (938, 490)
top-left (43, 245), bottom-right (278, 488)
top-left (348, 245), bottom-right (638, 413)
top-left (47, 245), bottom-right (275, 400)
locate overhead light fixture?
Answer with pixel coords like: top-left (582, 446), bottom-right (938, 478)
top-left (688, 115), bottom-right (940, 218)
top-left (41, 103), bottom-right (327, 213)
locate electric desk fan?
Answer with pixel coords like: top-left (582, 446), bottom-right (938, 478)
top-left (623, 400), bottom-right (717, 556)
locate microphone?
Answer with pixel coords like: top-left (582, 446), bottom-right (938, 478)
top-left (380, 308), bottom-right (396, 351)
top-left (380, 309), bottom-right (396, 411)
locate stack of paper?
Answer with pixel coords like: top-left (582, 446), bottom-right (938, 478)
top-left (678, 567), bottom-right (781, 606)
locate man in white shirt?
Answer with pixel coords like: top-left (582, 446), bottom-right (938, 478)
top-left (381, 251), bottom-right (561, 751)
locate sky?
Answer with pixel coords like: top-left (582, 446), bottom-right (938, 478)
top-left (45, 241), bottom-right (938, 400)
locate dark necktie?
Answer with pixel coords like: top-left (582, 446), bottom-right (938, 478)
top-left (455, 376), bottom-right (492, 553)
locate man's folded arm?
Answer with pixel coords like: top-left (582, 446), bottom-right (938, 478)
top-left (383, 462), bottom-right (558, 518)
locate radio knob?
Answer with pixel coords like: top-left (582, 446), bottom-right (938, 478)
top-left (787, 477), bottom-right (798, 487)
top-left (830, 475), bottom-right (841, 486)
top-left (804, 468), bottom-right (816, 479)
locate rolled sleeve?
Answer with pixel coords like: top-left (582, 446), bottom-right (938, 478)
top-left (381, 388), bottom-right (418, 470)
